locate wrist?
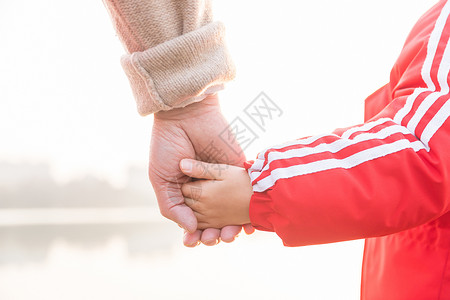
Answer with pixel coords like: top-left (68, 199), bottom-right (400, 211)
top-left (154, 94), bottom-right (221, 121)
top-left (233, 168), bottom-right (253, 225)
top-left (243, 173), bottom-right (253, 225)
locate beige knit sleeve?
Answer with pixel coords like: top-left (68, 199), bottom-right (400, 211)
top-left (102, 0), bottom-right (236, 116)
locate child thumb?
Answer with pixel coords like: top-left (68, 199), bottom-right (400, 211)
top-left (180, 159), bottom-right (223, 180)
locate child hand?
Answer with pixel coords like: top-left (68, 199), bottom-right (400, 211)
top-left (179, 159), bottom-right (253, 230)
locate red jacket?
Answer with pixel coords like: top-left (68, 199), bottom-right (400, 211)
top-left (247, 1), bottom-right (450, 299)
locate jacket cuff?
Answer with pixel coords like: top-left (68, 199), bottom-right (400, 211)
top-left (244, 159), bottom-right (275, 232)
top-left (249, 191), bottom-right (276, 232)
top-left (121, 21), bottom-right (236, 116)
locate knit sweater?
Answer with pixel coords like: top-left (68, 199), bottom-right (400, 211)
top-left (102, 0), bottom-right (236, 115)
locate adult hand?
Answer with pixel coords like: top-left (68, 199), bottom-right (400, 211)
top-left (149, 94), bottom-right (252, 246)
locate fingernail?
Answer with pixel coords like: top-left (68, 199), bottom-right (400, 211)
top-left (204, 239), bottom-right (219, 246)
top-left (183, 235), bottom-right (196, 248)
top-left (181, 159), bottom-right (192, 172)
top-left (188, 241), bottom-right (201, 248)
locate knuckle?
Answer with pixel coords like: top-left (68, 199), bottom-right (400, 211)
top-left (189, 185), bottom-right (203, 200)
top-left (200, 165), bottom-right (210, 177)
top-left (180, 184), bottom-right (189, 196)
top-left (184, 197), bottom-right (196, 208)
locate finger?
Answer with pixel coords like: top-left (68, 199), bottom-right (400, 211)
top-left (243, 223), bottom-right (255, 235)
top-left (181, 182), bottom-right (204, 200)
top-left (220, 225), bottom-right (242, 243)
top-left (153, 184), bottom-right (197, 233)
top-left (183, 230), bottom-right (202, 247)
top-left (192, 210), bottom-right (209, 226)
top-left (201, 228), bottom-right (221, 246)
top-left (183, 197), bottom-right (199, 210)
top-left (180, 159), bottom-right (227, 180)
top-left (167, 203), bottom-right (197, 233)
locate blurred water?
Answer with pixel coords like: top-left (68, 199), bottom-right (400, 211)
top-left (0, 217), bottom-right (176, 265)
top-left (0, 210), bottom-right (363, 300)
top-left (0, 163), bottom-right (363, 299)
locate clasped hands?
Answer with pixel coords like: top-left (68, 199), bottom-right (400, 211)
top-left (149, 94), bottom-right (254, 247)
top-left (179, 158), bottom-right (253, 230)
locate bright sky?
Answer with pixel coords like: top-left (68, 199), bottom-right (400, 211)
top-left (0, 0), bottom-right (435, 187)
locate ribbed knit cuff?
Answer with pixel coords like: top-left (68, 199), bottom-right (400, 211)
top-left (121, 21), bottom-right (236, 116)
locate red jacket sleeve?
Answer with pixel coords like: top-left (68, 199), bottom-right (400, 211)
top-left (247, 0), bottom-right (450, 247)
